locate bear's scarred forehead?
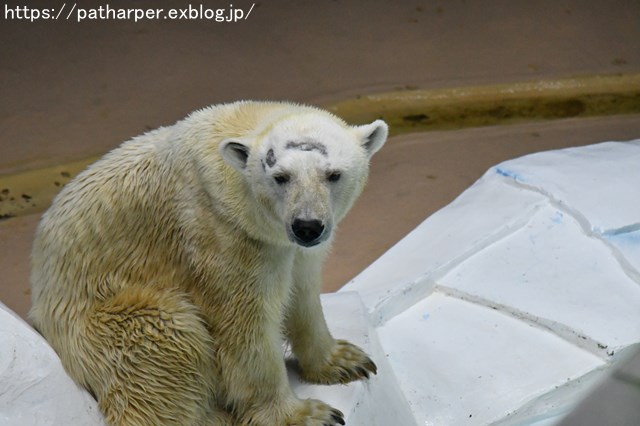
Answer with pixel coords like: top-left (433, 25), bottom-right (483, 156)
top-left (266, 149), bottom-right (277, 168)
top-left (285, 140), bottom-right (328, 157)
top-left (263, 138), bottom-right (330, 169)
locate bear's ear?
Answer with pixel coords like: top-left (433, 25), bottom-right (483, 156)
top-left (353, 119), bottom-right (388, 158)
top-left (220, 139), bottom-right (251, 171)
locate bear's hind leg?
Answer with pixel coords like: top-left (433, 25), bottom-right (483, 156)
top-left (81, 286), bottom-right (228, 426)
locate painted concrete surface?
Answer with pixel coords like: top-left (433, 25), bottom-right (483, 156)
top-left (342, 139), bottom-right (640, 424)
top-left (378, 294), bottom-right (602, 425)
top-left (440, 204), bottom-right (640, 356)
top-left (0, 302), bottom-right (105, 426)
top-left (2, 140), bottom-right (640, 424)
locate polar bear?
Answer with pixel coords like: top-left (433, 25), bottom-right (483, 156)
top-left (29, 101), bottom-right (388, 426)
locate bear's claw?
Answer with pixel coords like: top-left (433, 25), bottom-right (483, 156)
top-left (301, 339), bottom-right (377, 385)
top-left (330, 408), bottom-right (345, 425)
top-left (364, 359), bottom-right (378, 375)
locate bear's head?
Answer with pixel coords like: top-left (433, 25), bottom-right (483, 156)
top-left (220, 112), bottom-right (388, 248)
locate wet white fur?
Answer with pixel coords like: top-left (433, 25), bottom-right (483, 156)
top-left (30, 101), bottom-right (387, 426)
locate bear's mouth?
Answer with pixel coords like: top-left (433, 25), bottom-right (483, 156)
top-left (288, 218), bottom-right (327, 247)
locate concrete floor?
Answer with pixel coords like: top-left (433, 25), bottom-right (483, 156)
top-left (2, 0), bottom-right (639, 173)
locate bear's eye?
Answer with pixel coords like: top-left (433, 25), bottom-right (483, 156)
top-left (273, 173), bottom-right (290, 185)
top-left (327, 171), bottom-right (342, 182)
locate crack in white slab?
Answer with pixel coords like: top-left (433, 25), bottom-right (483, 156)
top-left (602, 223), bottom-right (640, 236)
top-left (489, 342), bottom-right (640, 426)
top-left (369, 202), bottom-right (546, 327)
top-left (436, 286), bottom-right (615, 359)
top-left (377, 292), bottom-right (604, 426)
top-left (495, 173), bottom-right (640, 286)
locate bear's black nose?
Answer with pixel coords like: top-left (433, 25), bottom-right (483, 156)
top-left (291, 219), bottom-right (325, 246)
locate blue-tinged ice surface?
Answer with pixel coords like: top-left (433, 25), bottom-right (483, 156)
top-left (605, 228), bottom-right (640, 246)
top-left (495, 166), bottom-right (525, 182)
top-left (2, 140), bottom-right (639, 426)
top-left (604, 228), bottom-right (640, 279)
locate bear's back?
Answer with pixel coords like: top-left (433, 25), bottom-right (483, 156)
top-left (29, 126), bottom-right (185, 319)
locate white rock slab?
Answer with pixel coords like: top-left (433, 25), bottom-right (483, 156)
top-left (344, 138), bottom-right (640, 425)
top-left (439, 204), bottom-right (640, 356)
top-left (0, 302), bottom-right (105, 426)
top-left (377, 293), bottom-right (603, 426)
top-left (345, 176), bottom-right (548, 325)
top-left (490, 140), bottom-right (640, 234)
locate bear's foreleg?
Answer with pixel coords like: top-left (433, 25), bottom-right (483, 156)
top-left (211, 298), bottom-right (344, 426)
top-left (285, 251), bottom-right (377, 385)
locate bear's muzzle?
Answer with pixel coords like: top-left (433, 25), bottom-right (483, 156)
top-left (291, 218), bottom-right (325, 247)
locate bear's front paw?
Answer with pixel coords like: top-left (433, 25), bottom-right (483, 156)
top-left (286, 399), bottom-right (345, 426)
top-left (241, 399), bottom-right (344, 426)
top-left (301, 339), bottom-right (377, 385)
